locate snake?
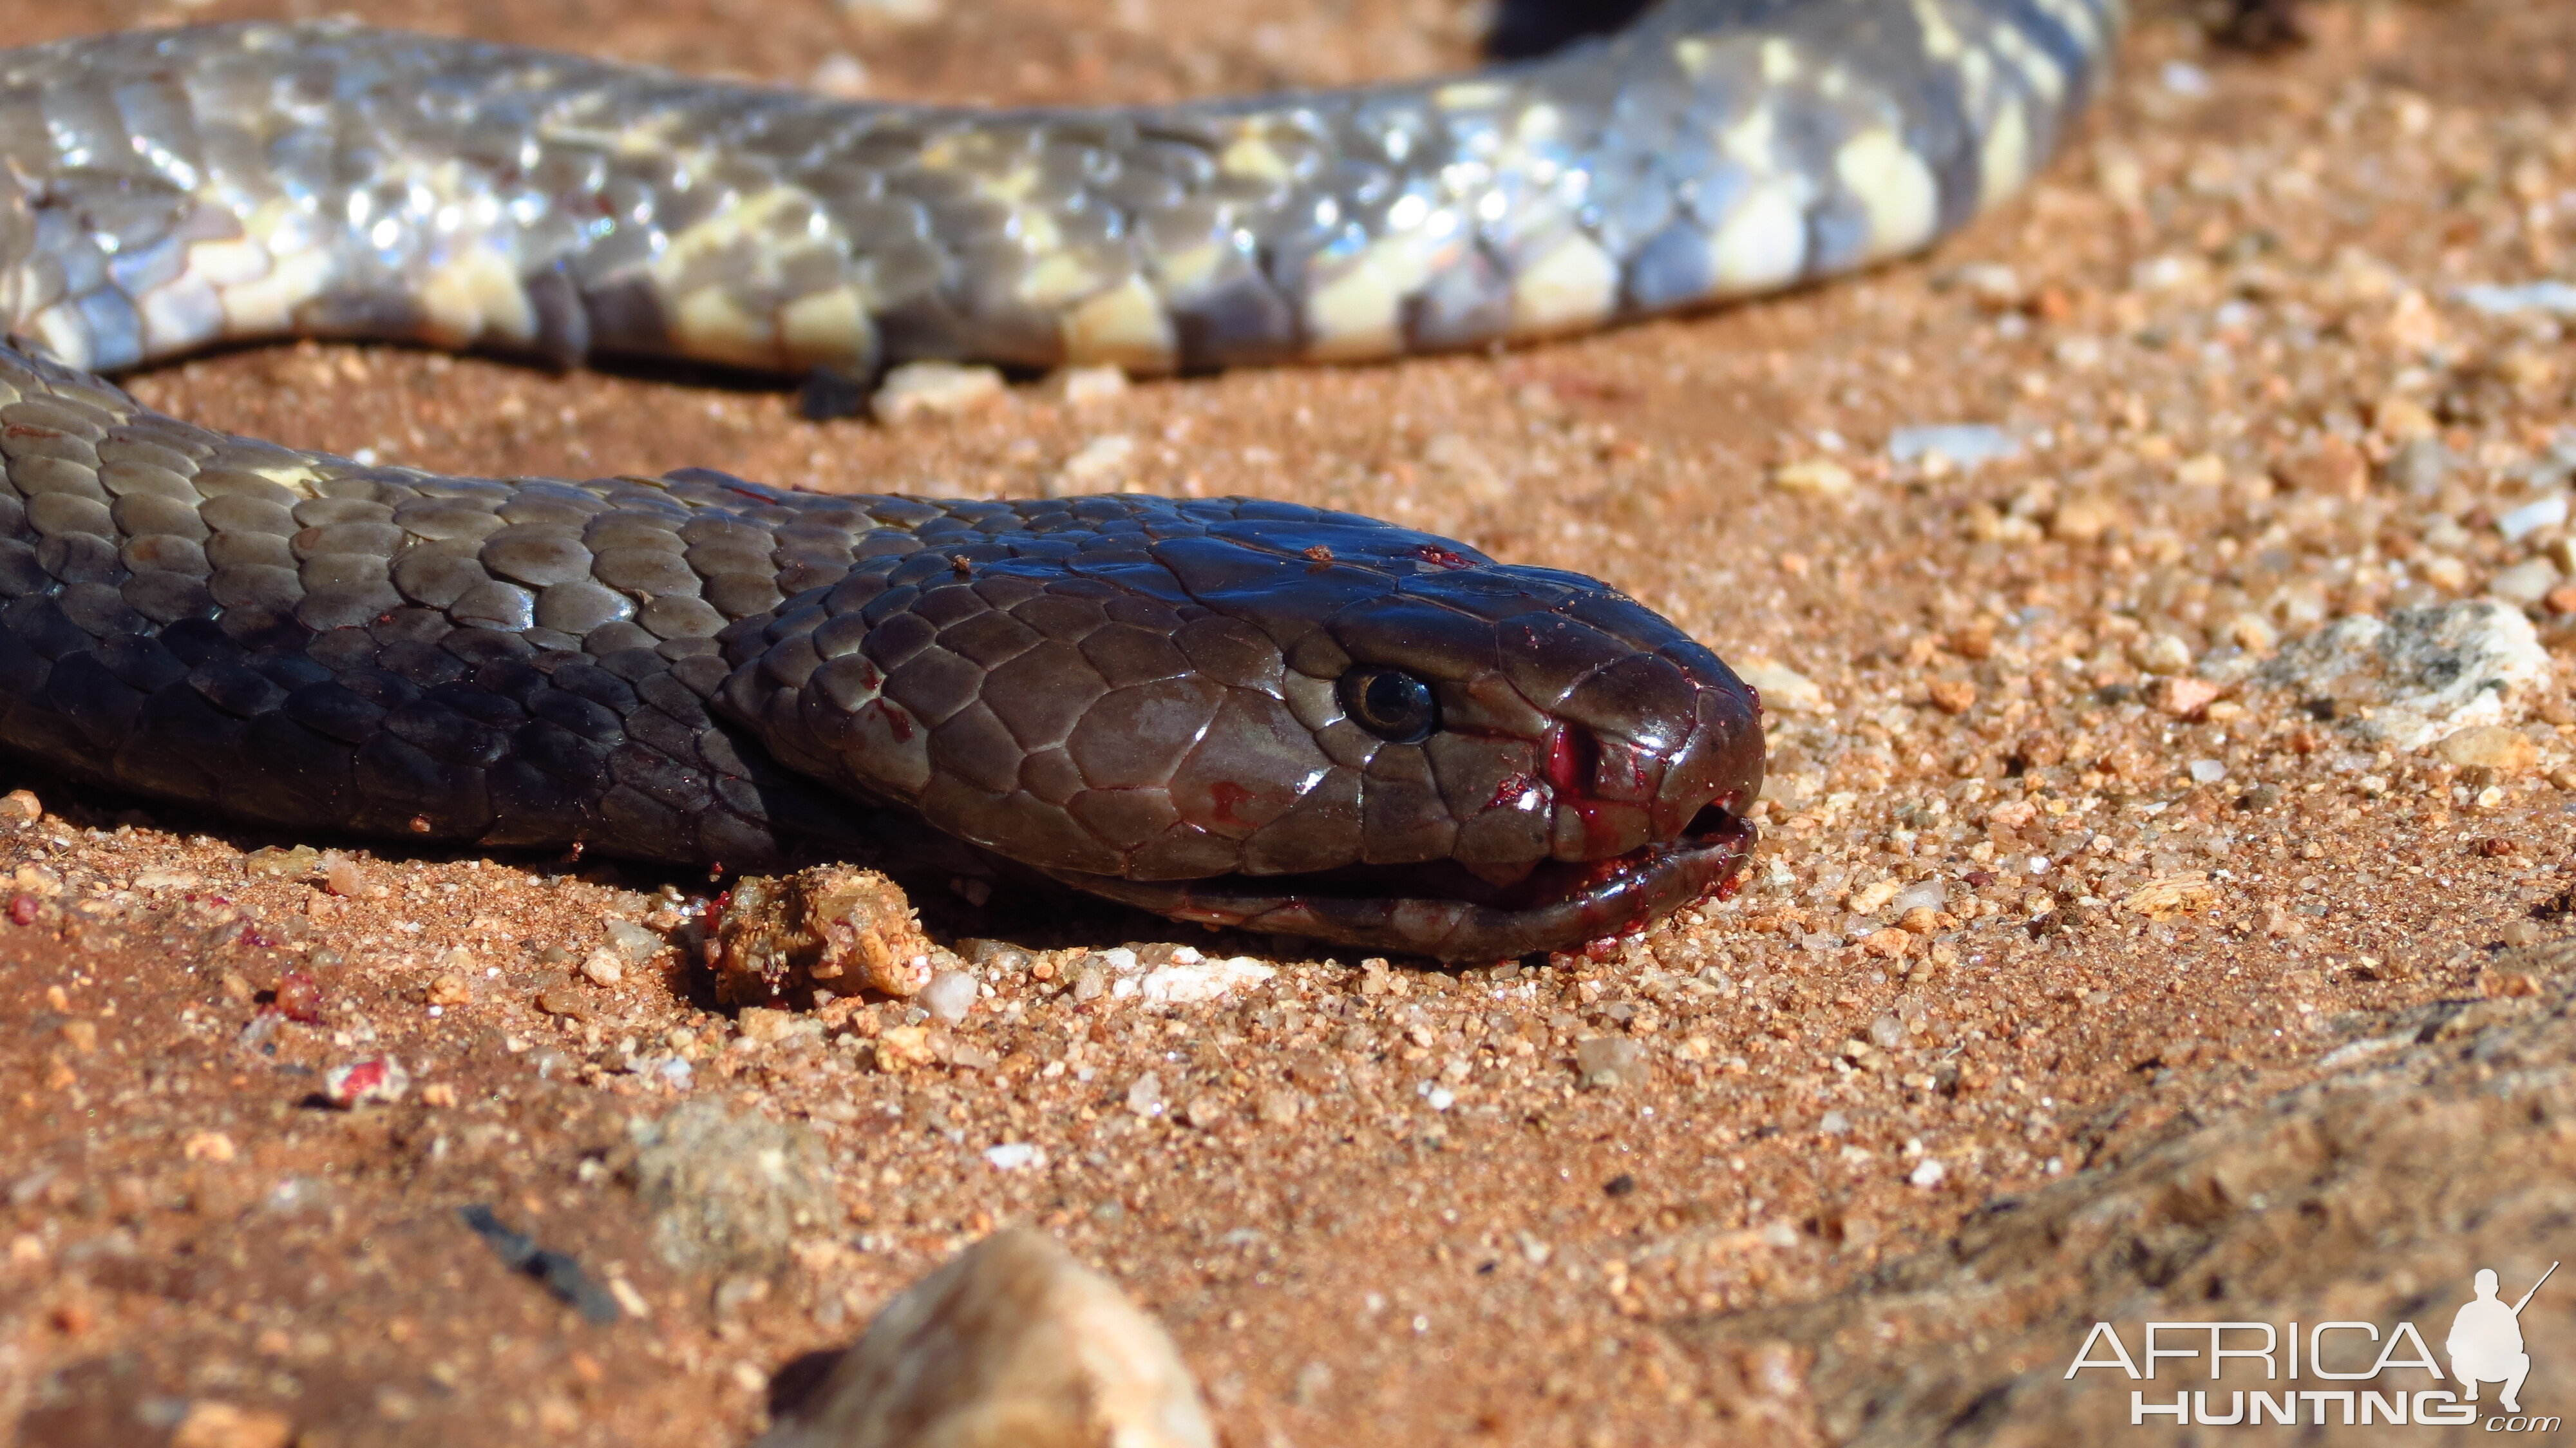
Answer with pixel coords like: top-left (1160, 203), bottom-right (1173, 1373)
top-left (0, 0), bottom-right (2120, 960)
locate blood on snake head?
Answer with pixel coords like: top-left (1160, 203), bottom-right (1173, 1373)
top-left (719, 496), bottom-right (1761, 961)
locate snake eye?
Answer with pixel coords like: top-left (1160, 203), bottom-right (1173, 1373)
top-left (1338, 666), bottom-right (1439, 743)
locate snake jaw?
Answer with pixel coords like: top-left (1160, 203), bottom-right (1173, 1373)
top-left (1045, 801), bottom-right (1757, 962)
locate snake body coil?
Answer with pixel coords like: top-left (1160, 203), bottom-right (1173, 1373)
top-left (0, 0), bottom-right (2120, 958)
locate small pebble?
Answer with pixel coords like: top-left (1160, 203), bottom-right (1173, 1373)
top-left (1126, 1072), bottom-right (1166, 1118)
top-left (2438, 725), bottom-right (2539, 775)
top-left (272, 971), bottom-right (323, 1024)
top-left (833, 0), bottom-right (942, 21)
top-left (1052, 434), bottom-right (1137, 494)
top-left (1770, 458), bottom-right (1854, 499)
top-left (810, 51), bottom-right (869, 98)
top-left (1051, 365), bottom-right (1129, 406)
top-left (961, 938), bottom-right (1034, 972)
top-left (604, 918), bottom-right (666, 963)
top-left (321, 853), bottom-right (368, 897)
top-left (1575, 1036), bottom-right (1647, 1091)
top-left (1888, 423), bottom-right (2016, 471)
top-left (983, 1143), bottom-right (1044, 1171)
top-left (2492, 557), bottom-right (2562, 605)
top-left (2498, 496), bottom-right (2570, 543)
top-left (323, 1055), bottom-right (410, 1109)
top-left (922, 969), bottom-right (978, 1024)
top-left (171, 1401), bottom-right (293, 1448)
top-left (2457, 279), bottom-right (2576, 317)
top-left (242, 844), bottom-right (318, 879)
top-left (580, 949), bottom-right (625, 988)
top-left (1181, 1093), bottom-right (1228, 1130)
top-left (872, 361), bottom-right (1005, 425)
top-left (0, 788), bottom-right (37, 821)
top-left (535, 985), bottom-right (591, 1019)
top-left (1908, 1159), bottom-right (1949, 1189)
top-left (755, 1229), bottom-right (1212, 1448)
top-left (1139, 956), bottom-right (1274, 1005)
top-left (2152, 677), bottom-right (2224, 719)
top-left (1736, 662), bottom-right (1825, 714)
top-left (2129, 633), bottom-right (2193, 676)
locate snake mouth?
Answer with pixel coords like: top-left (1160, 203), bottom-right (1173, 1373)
top-left (1043, 804), bottom-right (1756, 963)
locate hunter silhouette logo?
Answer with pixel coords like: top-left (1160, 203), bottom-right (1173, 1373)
top-left (2452, 1263), bottom-right (2555, 1416)
top-left (2067, 1259), bottom-right (2561, 1429)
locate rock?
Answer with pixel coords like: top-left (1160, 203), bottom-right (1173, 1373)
top-left (2492, 556), bottom-right (2562, 606)
top-left (2257, 600), bottom-right (2552, 750)
top-left (1858, 928), bottom-right (1913, 960)
top-left (321, 1055), bottom-right (410, 1109)
top-left (2498, 494), bottom-right (2570, 542)
top-left (1936, 262), bottom-right (2025, 308)
top-left (1050, 364), bottom-right (1128, 406)
top-left (1738, 662), bottom-right (1826, 714)
top-left (241, 844), bottom-right (319, 879)
top-left (1926, 678), bottom-right (1976, 714)
top-left (1048, 435), bottom-right (1136, 495)
top-left (2378, 434), bottom-right (2453, 495)
top-left (2127, 632), bottom-right (2193, 676)
top-left (2272, 434), bottom-right (2367, 499)
top-left (873, 1025), bottom-right (936, 1073)
top-left (2456, 278), bottom-right (2576, 316)
top-left (580, 949), bottom-right (625, 987)
top-left (0, 788), bottom-right (36, 821)
top-left (1576, 1036), bottom-right (1649, 1090)
top-left (1139, 956), bottom-right (1275, 1005)
top-left (604, 917), bottom-right (667, 963)
top-left (171, 1402), bottom-right (293, 1448)
top-left (2119, 873), bottom-right (2215, 920)
top-left (2146, 676), bottom-right (2222, 719)
top-left (2436, 724), bottom-right (2540, 776)
top-left (809, 50), bottom-right (870, 98)
top-left (871, 361), bottom-right (1004, 425)
top-left (2370, 394), bottom-right (2438, 441)
top-left (1671, 976), bottom-right (2576, 1443)
top-left (1770, 458), bottom-right (1855, 499)
top-left (707, 867), bottom-right (936, 1005)
top-left (757, 1228), bottom-right (1214, 1448)
top-left (921, 969), bottom-right (978, 1024)
top-left (626, 1101), bottom-right (840, 1270)
top-left (2047, 495), bottom-right (2121, 544)
top-left (1126, 1072), bottom-right (1166, 1119)
top-left (1888, 424), bottom-right (2016, 471)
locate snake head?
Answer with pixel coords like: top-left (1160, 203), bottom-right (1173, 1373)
top-left (721, 496), bottom-right (1760, 962)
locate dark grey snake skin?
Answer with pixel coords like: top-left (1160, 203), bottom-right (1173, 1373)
top-left (0, 0), bottom-right (2122, 958)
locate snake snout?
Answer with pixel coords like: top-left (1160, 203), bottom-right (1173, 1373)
top-left (1539, 638), bottom-right (1763, 862)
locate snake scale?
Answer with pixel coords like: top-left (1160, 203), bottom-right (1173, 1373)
top-left (0, 0), bottom-right (2120, 959)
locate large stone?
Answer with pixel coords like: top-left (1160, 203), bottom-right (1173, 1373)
top-left (2256, 600), bottom-right (2551, 749)
top-left (1672, 951), bottom-right (2576, 1443)
top-left (758, 1228), bottom-right (1214, 1448)
top-left (626, 1101), bottom-right (840, 1271)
